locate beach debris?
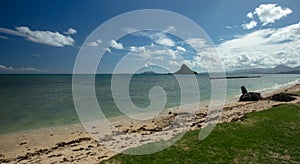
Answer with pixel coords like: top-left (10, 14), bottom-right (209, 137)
top-left (100, 135), bottom-right (115, 142)
top-left (271, 93), bottom-right (296, 102)
top-left (239, 86), bottom-right (262, 101)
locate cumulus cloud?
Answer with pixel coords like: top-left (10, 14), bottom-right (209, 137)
top-left (0, 64), bottom-right (45, 72)
top-left (105, 48), bottom-right (111, 53)
top-left (64, 28), bottom-right (77, 35)
top-left (129, 46), bottom-right (146, 52)
top-left (245, 4), bottom-right (292, 27)
top-left (156, 37), bottom-right (175, 47)
top-left (185, 38), bottom-right (209, 50)
top-left (247, 12), bottom-right (253, 19)
top-left (176, 46), bottom-right (186, 52)
top-left (110, 40), bottom-right (124, 49)
top-left (0, 35), bottom-right (8, 39)
top-left (181, 22), bottom-right (300, 71)
top-left (226, 25), bottom-right (232, 29)
top-left (144, 61), bottom-right (155, 68)
top-left (269, 22), bottom-right (300, 43)
top-left (87, 39), bottom-right (102, 47)
top-left (242, 20), bottom-right (257, 29)
top-left (169, 60), bottom-right (180, 66)
top-left (254, 4), bottom-right (292, 26)
top-left (128, 44), bottom-right (181, 61)
top-left (0, 26), bottom-right (75, 47)
top-left (135, 31), bottom-right (175, 47)
top-left (217, 22), bottom-right (300, 69)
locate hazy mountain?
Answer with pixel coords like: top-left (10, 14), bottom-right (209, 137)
top-left (232, 65), bottom-right (300, 74)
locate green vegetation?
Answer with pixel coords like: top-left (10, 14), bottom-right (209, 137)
top-left (102, 104), bottom-right (300, 163)
top-left (293, 91), bottom-right (300, 95)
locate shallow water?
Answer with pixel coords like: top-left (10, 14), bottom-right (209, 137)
top-left (0, 74), bottom-right (299, 133)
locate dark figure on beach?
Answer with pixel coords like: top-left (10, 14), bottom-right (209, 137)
top-left (239, 86), bottom-right (262, 101)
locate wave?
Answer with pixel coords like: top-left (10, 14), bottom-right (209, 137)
top-left (254, 78), bottom-right (300, 96)
top-left (232, 78), bottom-right (300, 99)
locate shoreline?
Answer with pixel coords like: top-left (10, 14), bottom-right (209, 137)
top-left (1, 83), bottom-right (300, 163)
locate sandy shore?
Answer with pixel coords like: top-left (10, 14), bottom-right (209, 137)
top-left (1, 84), bottom-right (300, 163)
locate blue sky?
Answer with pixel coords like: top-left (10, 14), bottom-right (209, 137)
top-left (0, 0), bottom-right (299, 73)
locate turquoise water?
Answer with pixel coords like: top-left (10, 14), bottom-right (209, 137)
top-left (0, 74), bottom-right (299, 134)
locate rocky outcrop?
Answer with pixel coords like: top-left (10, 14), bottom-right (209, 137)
top-left (239, 86), bottom-right (262, 101)
top-left (174, 64), bottom-right (198, 74)
top-left (271, 93), bottom-right (297, 102)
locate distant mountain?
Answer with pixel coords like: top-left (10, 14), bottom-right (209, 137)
top-left (273, 65), bottom-right (292, 73)
top-left (140, 71), bottom-right (159, 75)
top-left (174, 64), bottom-right (198, 74)
top-left (232, 65), bottom-right (300, 74)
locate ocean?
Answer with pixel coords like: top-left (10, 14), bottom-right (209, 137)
top-left (0, 74), bottom-right (299, 134)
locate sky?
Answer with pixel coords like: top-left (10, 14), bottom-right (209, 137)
top-left (0, 0), bottom-right (299, 73)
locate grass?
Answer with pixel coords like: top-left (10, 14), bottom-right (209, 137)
top-left (102, 104), bottom-right (300, 163)
top-left (293, 91), bottom-right (300, 95)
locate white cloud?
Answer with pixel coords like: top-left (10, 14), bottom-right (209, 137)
top-left (129, 46), bottom-right (146, 52)
top-left (185, 38), bottom-right (209, 50)
top-left (110, 40), bottom-right (124, 49)
top-left (164, 26), bottom-right (177, 33)
top-left (128, 45), bottom-right (181, 61)
top-left (32, 54), bottom-right (42, 58)
top-left (87, 39), bottom-right (102, 47)
top-left (156, 38), bottom-right (175, 47)
top-left (87, 41), bottom-right (98, 47)
top-left (247, 12), bottom-right (253, 19)
top-left (122, 27), bottom-right (137, 33)
top-left (144, 61), bottom-right (155, 68)
top-left (181, 22), bottom-right (300, 71)
top-left (169, 60), bottom-right (180, 66)
top-left (135, 31), bottom-right (175, 47)
top-left (176, 46), bottom-right (186, 52)
top-left (0, 64), bottom-right (44, 72)
top-left (226, 25), bottom-right (232, 29)
top-left (242, 20), bottom-right (257, 29)
top-left (64, 28), bottom-right (77, 35)
top-left (0, 65), bottom-right (14, 71)
top-left (250, 4), bottom-right (292, 26)
top-left (0, 26), bottom-right (75, 47)
top-left (0, 35), bottom-right (8, 39)
top-left (106, 48), bottom-right (111, 53)
top-left (217, 22), bottom-right (300, 69)
top-left (0, 27), bottom-right (24, 37)
top-left (269, 22), bottom-right (300, 43)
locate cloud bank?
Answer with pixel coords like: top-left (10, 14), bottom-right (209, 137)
top-left (218, 22), bottom-right (300, 69)
top-left (0, 26), bottom-right (75, 47)
top-left (0, 64), bottom-right (45, 72)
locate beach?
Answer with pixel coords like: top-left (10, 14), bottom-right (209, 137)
top-left (0, 83), bottom-right (300, 163)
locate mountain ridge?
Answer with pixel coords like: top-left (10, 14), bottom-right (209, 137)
top-left (231, 65), bottom-right (300, 74)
